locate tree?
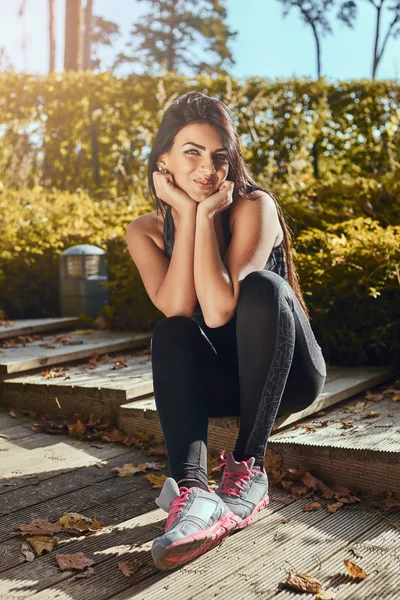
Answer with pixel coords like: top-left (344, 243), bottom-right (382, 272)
top-left (82, 0), bottom-right (93, 69)
top-left (113, 0), bottom-right (237, 75)
top-left (90, 16), bottom-right (121, 70)
top-left (278, 0), bottom-right (343, 78)
top-left (49, 0), bottom-right (56, 72)
top-left (64, 0), bottom-right (82, 70)
top-left (339, 0), bottom-right (400, 78)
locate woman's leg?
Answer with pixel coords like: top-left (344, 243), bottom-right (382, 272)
top-left (151, 316), bottom-right (240, 491)
top-left (233, 270), bottom-right (327, 469)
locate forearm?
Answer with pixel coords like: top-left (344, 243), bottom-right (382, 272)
top-left (194, 207), bottom-right (235, 327)
top-left (156, 206), bottom-right (198, 317)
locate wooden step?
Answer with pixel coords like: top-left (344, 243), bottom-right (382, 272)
top-left (0, 330), bottom-right (151, 379)
top-left (0, 317), bottom-right (83, 340)
top-left (269, 391), bottom-right (400, 495)
top-left (117, 366), bottom-right (397, 439)
top-left (1, 349), bottom-right (153, 419)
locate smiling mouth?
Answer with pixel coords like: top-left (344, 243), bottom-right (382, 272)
top-left (194, 179), bottom-right (214, 189)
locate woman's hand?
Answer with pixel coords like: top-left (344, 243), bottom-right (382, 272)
top-left (197, 180), bottom-right (234, 219)
top-left (153, 171), bottom-right (197, 216)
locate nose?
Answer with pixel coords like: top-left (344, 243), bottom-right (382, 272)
top-left (199, 156), bottom-right (217, 176)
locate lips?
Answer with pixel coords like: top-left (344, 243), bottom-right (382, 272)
top-left (194, 179), bottom-right (213, 190)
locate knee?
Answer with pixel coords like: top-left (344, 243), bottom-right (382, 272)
top-left (151, 316), bottom-right (198, 352)
top-left (238, 270), bottom-right (284, 310)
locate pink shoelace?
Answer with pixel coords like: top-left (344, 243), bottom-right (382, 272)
top-left (211, 450), bottom-right (251, 498)
top-left (164, 486), bottom-right (194, 531)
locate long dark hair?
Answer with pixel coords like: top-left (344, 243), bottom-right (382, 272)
top-left (147, 91), bottom-right (310, 321)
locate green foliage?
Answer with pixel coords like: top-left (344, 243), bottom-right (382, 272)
top-left (0, 73), bottom-right (399, 366)
top-left (295, 217), bottom-right (400, 366)
top-left (0, 73), bottom-right (399, 192)
top-left (0, 186), bottom-right (161, 328)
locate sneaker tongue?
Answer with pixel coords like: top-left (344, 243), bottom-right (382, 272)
top-left (155, 477), bottom-right (180, 512)
top-left (227, 452), bottom-right (255, 473)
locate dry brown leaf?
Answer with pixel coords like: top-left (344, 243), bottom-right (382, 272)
top-left (343, 558), bottom-right (367, 579)
top-left (146, 445), bottom-right (168, 457)
top-left (9, 409), bottom-right (17, 418)
top-left (365, 391), bottom-right (384, 402)
top-left (327, 501), bottom-right (344, 513)
top-left (280, 517), bottom-right (294, 524)
top-left (283, 570), bottom-right (322, 593)
top-left (58, 512), bottom-right (101, 535)
top-left (303, 501), bottom-right (322, 511)
top-left (340, 419), bottom-right (354, 429)
top-left (145, 473), bottom-right (168, 488)
top-left (118, 559), bottom-right (137, 578)
top-left (316, 592), bottom-right (336, 600)
top-left (17, 518), bottom-right (62, 537)
top-left (112, 461), bottom-right (165, 477)
top-left (112, 355), bottom-right (128, 370)
top-left (264, 448), bottom-right (283, 472)
top-left (68, 420), bottom-right (87, 437)
top-left (362, 411), bottom-right (380, 419)
top-left (56, 552), bottom-right (95, 571)
top-left (20, 541), bottom-right (35, 561)
top-left (344, 400), bottom-right (366, 413)
top-left (25, 535), bottom-right (58, 556)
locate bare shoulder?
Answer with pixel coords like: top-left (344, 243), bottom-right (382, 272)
top-left (230, 189), bottom-right (284, 247)
top-left (126, 210), bottom-right (165, 251)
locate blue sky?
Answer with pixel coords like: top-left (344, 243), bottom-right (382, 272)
top-left (0, 0), bottom-right (398, 80)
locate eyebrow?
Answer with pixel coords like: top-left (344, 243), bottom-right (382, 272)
top-left (182, 142), bottom-right (227, 153)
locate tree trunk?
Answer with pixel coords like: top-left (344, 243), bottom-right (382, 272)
top-left (311, 22), bottom-right (320, 179)
top-left (83, 0), bottom-right (93, 70)
top-left (48, 0), bottom-right (56, 72)
top-left (372, 3), bottom-right (382, 79)
top-left (64, 0), bottom-right (82, 71)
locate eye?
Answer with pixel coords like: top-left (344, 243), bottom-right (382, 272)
top-left (185, 149), bottom-right (228, 163)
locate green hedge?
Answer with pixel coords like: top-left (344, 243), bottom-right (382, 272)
top-left (1, 184), bottom-right (398, 367)
top-left (0, 73), bottom-right (399, 192)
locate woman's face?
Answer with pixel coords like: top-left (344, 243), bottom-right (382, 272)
top-left (158, 122), bottom-right (229, 203)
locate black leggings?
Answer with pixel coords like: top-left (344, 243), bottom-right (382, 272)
top-left (151, 270), bottom-right (327, 489)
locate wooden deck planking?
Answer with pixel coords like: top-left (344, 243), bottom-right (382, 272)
top-left (0, 318), bottom-right (83, 340)
top-left (0, 407), bottom-right (399, 600)
top-left (0, 331), bottom-right (151, 375)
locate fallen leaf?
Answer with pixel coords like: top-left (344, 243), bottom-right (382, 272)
top-left (343, 558), bottom-right (367, 579)
top-left (25, 535), bottom-right (58, 556)
top-left (327, 502), bottom-right (344, 513)
top-left (362, 411), bottom-right (380, 419)
top-left (58, 513), bottom-right (101, 535)
top-left (20, 541), bottom-right (35, 561)
top-left (17, 518), bottom-right (62, 537)
top-left (118, 559), bottom-right (137, 577)
top-left (112, 461), bottom-right (165, 477)
top-left (303, 501), bottom-right (322, 511)
top-left (145, 473), bottom-right (168, 488)
top-left (280, 517), bottom-right (294, 524)
top-left (316, 592), bottom-right (336, 600)
top-left (283, 570), bottom-right (322, 593)
top-left (56, 552), bottom-right (95, 571)
top-left (365, 391), bottom-right (384, 402)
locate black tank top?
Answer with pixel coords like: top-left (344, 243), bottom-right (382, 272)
top-left (162, 192), bottom-right (288, 327)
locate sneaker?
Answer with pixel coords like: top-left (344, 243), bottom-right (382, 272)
top-left (212, 450), bottom-right (270, 530)
top-left (151, 477), bottom-right (241, 571)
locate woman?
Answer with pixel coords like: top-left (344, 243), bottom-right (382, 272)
top-left (126, 91), bottom-right (326, 571)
